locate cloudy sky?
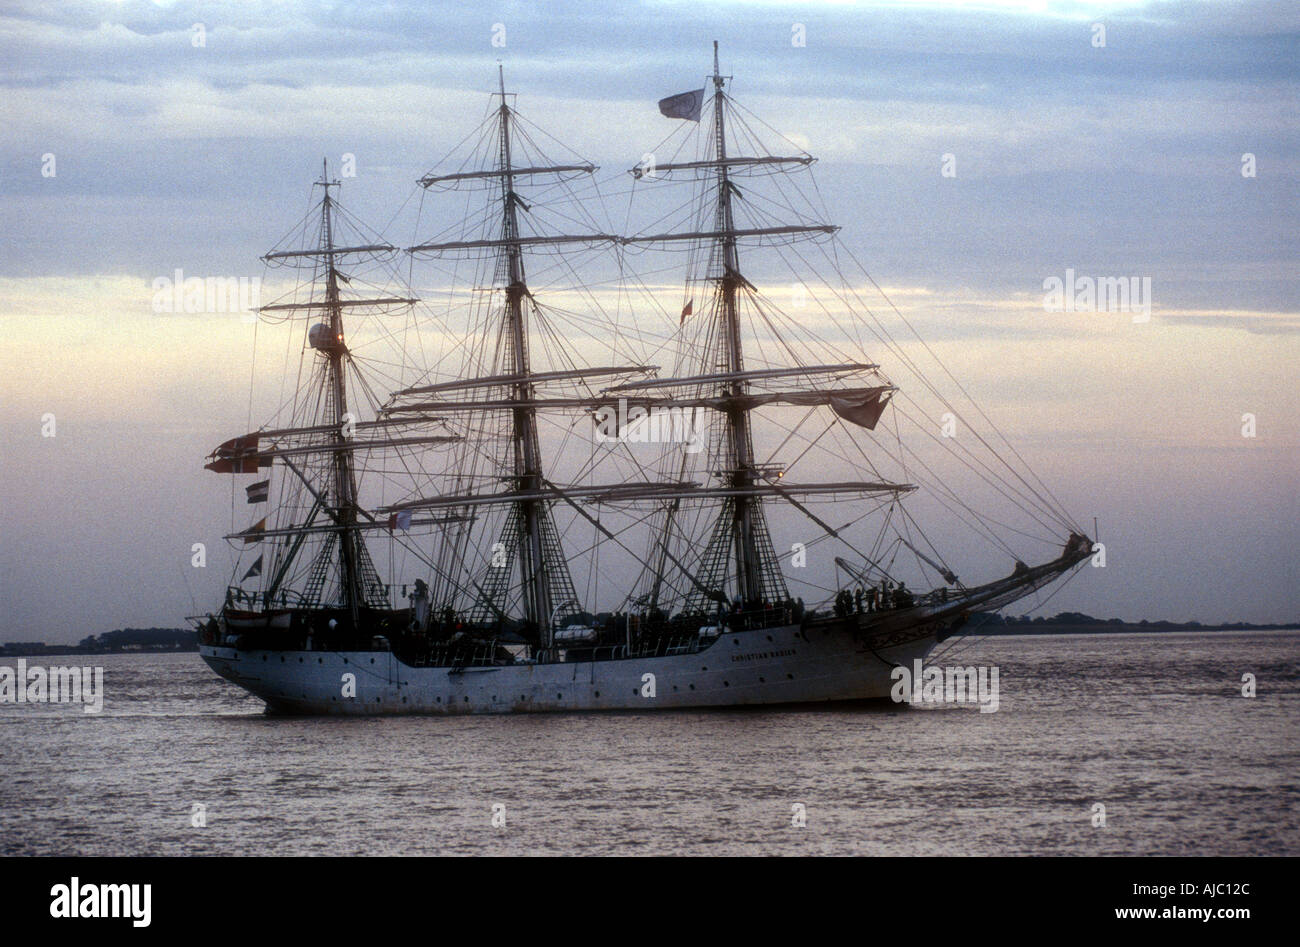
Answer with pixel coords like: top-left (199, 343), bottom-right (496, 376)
top-left (1, 0), bottom-right (1296, 641)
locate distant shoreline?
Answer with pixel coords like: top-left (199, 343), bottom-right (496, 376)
top-left (956, 623), bottom-right (1300, 637)
top-left (0, 627), bottom-right (198, 659)
top-left (1, 618), bottom-right (1297, 657)
top-left (0, 644), bottom-right (198, 658)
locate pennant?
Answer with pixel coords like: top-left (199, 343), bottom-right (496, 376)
top-left (240, 518), bottom-right (267, 544)
top-left (387, 510), bottom-right (412, 532)
top-left (658, 89), bottom-right (705, 122)
top-left (680, 299), bottom-right (693, 325)
top-left (246, 479), bottom-right (270, 504)
top-left (241, 555), bottom-right (263, 581)
top-left (204, 435), bottom-right (261, 474)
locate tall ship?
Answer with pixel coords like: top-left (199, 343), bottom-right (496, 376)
top-left (196, 46), bottom-right (1093, 714)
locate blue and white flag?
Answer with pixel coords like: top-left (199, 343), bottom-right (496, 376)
top-left (658, 88), bottom-right (705, 122)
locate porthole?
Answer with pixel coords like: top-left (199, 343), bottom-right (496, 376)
top-left (723, 681), bottom-right (729, 687)
top-left (787, 673), bottom-right (794, 679)
top-left (594, 691), bottom-right (600, 697)
top-left (556, 693), bottom-right (563, 700)
top-left (689, 684), bottom-right (695, 690)
top-left (759, 676), bottom-right (766, 683)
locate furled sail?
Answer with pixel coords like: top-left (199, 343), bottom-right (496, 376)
top-left (597, 386), bottom-right (894, 430)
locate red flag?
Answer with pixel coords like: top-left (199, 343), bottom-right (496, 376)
top-left (680, 299), bottom-right (693, 325)
top-left (205, 435), bottom-right (261, 474)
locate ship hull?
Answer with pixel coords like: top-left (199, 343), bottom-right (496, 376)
top-left (200, 619), bottom-right (939, 715)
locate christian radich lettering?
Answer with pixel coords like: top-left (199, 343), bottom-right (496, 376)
top-left (0, 660), bottom-right (103, 713)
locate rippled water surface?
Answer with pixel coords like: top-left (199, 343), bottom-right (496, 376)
top-left (1, 631), bottom-right (1296, 855)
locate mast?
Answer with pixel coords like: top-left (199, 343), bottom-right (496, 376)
top-left (495, 67), bottom-right (556, 645)
top-left (317, 159), bottom-right (365, 622)
top-left (401, 71), bottom-right (635, 646)
top-left (710, 42), bottom-right (764, 605)
top-left (208, 165), bottom-right (436, 618)
top-left (619, 42), bottom-right (893, 613)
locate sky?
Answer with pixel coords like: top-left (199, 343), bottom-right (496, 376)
top-left (0, 0), bottom-right (1297, 642)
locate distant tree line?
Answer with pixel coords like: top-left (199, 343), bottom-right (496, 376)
top-left (0, 628), bottom-right (199, 656)
top-left (76, 628), bottom-right (197, 652)
top-left (967, 612), bottom-right (1296, 631)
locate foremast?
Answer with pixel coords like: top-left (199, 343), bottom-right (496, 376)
top-left (624, 42), bottom-right (911, 615)
top-left (623, 43), bottom-right (1092, 618)
top-left (710, 42), bottom-right (767, 606)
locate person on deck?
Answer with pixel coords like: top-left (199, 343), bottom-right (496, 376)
top-left (896, 582), bottom-right (912, 609)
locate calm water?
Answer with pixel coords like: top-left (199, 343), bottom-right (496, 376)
top-left (1, 631), bottom-right (1296, 856)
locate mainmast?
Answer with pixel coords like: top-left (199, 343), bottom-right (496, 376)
top-left (496, 67), bottom-right (556, 645)
top-left (398, 70), bottom-right (632, 649)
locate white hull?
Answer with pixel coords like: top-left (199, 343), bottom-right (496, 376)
top-left (200, 620), bottom-right (939, 714)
